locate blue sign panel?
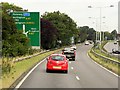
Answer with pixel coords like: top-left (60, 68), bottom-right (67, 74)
top-left (23, 13), bottom-right (30, 16)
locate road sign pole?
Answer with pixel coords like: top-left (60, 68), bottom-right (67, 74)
top-left (23, 24), bottom-right (28, 37)
top-left (23, 24), bottom-right (25, 33)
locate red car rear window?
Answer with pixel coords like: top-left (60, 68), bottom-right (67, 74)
top-left (51, 55), bottom-right (64, 61)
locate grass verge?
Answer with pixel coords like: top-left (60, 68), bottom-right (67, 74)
top-left (93, 49), bottom-right (119, 62)
top-left (88, 49), bottom-right (119, 75)
top-left (94, 41), bottom-right (119, 62)
top-left (1, 49), bottom-right (62, 88)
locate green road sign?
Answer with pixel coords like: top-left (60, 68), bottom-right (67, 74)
top-left (11, 12), bottom-right (40, 47)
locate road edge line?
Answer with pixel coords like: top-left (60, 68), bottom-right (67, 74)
top-left (15, 58), bottom-right (46, 89)
top-left (87, 51), bottom-right (118, 77)
top-left (76, 76), bottom-right (80, 80)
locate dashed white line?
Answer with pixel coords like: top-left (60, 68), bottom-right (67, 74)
top-left (69, 62), bottom-right (71, 64)
top-left (71, 67), bottom-right (74, 70)
top-left (76, 76), bottom-right (80, 80)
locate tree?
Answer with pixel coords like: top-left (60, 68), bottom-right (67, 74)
top-left (111, 29), bottom-right (117, 40)
top-left (42, 11), bottom-right (79, 45)
top-left (78, 26), bottom-right (88, 42)
top-left (2, 2), bottom-right (29, 57)
top-left (1, 2), bottom-right (25, 13)
top-left (41, 18), bottom-right (58, 49)
top-left (104, 31), bottom-right (112, 40)
top-left (87, 28), bottom-right (96, 41)
top-left (78, 26), bottom-right (96, 42)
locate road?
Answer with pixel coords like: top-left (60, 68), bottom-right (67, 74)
top-left (18, 44), bottom-right (118, 88)
top-left (104, 41), bottom-right (119, 53)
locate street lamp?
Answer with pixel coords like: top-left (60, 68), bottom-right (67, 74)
top-left (89, 16), bottom-right (105, 43)
top-left (102, 24), bottom-right (109, 41)
top-left (102, 22), bottom-right (106, 41)
top-left (88, 17), bottom-right (99, 43)
top-left (88, 5), bottom-right (114, 50)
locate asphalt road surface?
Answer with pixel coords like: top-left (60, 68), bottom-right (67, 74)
top-left (104, 41), bottom-right (119, 53)
top-left (19, 44), bottom-right (118, 88)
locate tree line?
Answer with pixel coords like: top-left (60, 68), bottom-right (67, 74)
top-left (2, 2), bottom-right (30, 57)
top-left (1, 2), bottom-right (118, 57)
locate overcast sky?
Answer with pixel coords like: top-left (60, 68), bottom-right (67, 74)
top-left (1, 0), bottom-right (119, 32)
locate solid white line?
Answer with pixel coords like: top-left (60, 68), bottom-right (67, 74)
top-left (15, 58), bottom-right (46, 89)
top-left (87, 53), bottom-right (118, 77)
top-left (76, 76), bottom-right (80, 80)
top-left (71, 67), bottom-right (73, 69)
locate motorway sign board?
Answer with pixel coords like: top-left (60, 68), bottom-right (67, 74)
top-left (11, 12), bottom-right (40, 48)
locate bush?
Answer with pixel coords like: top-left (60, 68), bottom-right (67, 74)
top-left (2, 58), bottom-right (14, 75)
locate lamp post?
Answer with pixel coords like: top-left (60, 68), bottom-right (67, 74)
top-left (88, 5), bottom-right (114, 50)
top-left (88, 17), bottom-right (99, 43)
top-left (102, 22), bottom-right (106, 41)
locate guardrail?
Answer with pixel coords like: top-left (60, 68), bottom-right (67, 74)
top-left (12, 46), bottom-right (66, 63)
top-left (13, 50), bottom-right (49, 63)
top-left (91, 49), bottom-right (120, 65)
top-left (101, 49), bottom-right (118, 59)
top-left (9, 48), bottom-right (61, 88)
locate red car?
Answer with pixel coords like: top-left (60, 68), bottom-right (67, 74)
top-left (46, 54), bottom-right (68, 73)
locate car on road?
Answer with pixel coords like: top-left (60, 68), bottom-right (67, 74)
top-left (114, 41), bottom-right (117, 44)
top-left (71, 45), bottom-right (76, 50)
top-left (85, 41), bottom-right (89, 45)
top-left (112, 49), bottom-right (120, 54)
top-left (62, 48), bottom-right (76, 61)
top-left (46, 54), bottom-right (68, 73)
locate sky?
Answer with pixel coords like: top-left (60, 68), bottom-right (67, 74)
top-left (1, 0), bottom-right (120, 32)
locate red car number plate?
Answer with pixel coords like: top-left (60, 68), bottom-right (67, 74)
top-left (53, 66), bottom-right (61, 69)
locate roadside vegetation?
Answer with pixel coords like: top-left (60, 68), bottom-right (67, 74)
top-left (2, 2), bottom-right (117, 56)
top-left (88, 41), bottom-right (120, 75)
top-left (94, 41), bottom-right (119, 62)
top-left (1, 49), bottom-right (62, 88)
top-left (1, 2), bottom-right (96, 77)
top-left (1, 2), bottom-right (119, 89)
top-left (88, 50), bottom-right (119, 75)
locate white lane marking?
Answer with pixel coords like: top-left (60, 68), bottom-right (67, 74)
top-left (69, 61), bottom-right (71, 64)
top-left (71, 67), bottom-right (74, 70)
top-left (15, 58), bottom-right (46, 89)
top-left (87, 53), bottom-right (118, 77)
top-left (76, 76), bottom-right (80, 80)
